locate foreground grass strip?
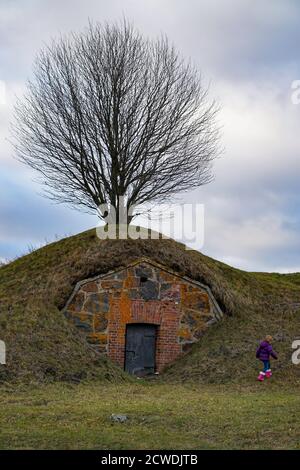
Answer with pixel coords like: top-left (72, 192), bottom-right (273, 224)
top-left (0, 382), bottom-right (299, 450)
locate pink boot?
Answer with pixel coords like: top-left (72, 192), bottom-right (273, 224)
top-left (257, 372), bottom-right (265, 381)
top-left (265, 369), bottom-right (272, 378)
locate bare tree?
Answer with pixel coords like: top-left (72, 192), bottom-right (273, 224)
top-left (12, 21), bottom-right (220, 223)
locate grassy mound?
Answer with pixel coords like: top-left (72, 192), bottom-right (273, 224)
top-left (0, 228), bottom-right (299, 383)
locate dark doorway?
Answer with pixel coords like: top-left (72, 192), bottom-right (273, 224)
top-left (125, 324), bottom-right (156, 375)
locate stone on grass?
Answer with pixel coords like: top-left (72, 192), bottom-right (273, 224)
top-left (110, 414), bottom-right (128, 423)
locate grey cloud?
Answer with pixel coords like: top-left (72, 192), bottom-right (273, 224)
top-left (0, 0), bottom-right (300, 271)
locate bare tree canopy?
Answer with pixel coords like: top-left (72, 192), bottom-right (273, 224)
top-left (12, 21), bottom-right (220, 222)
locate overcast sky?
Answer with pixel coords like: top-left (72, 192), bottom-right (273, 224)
top-left (1, 0), bottom-right (300, 272)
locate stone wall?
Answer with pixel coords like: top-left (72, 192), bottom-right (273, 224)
top-left (64, 260), bottom-right (222, 372)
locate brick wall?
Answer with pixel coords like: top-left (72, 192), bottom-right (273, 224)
top-left (64, 260), bottom-right (222, 372)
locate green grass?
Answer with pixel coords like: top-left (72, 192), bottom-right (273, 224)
top-left (0, 229), bottom-right (299, 449)
top-left (0, 381), bottom-right (299, 450)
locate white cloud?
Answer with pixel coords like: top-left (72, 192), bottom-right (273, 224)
top-left (0, 0), bottom-right (300, 272)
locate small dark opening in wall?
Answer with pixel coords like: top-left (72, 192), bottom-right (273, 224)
top-left (140, 276), bottom-right (148, 283)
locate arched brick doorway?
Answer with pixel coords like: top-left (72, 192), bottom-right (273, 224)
top-left (63, 259), bottom-right (223, 374)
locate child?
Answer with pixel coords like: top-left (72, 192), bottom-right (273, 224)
top-left (256, 335), bottom-right (278, 381)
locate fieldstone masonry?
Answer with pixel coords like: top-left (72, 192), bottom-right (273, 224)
top-left (64, 259), bottom-right (222, 372)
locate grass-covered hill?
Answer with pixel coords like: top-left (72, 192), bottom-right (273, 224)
top-left (0, 228), bottom-right (299, 384)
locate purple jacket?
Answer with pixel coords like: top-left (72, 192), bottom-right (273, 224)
top-left (256, 341), bottom-right (278, 361)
